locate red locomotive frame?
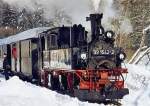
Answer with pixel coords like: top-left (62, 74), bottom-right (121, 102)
top-left (40, 67), bottom-right (129, 102)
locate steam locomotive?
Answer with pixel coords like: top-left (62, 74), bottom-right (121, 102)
top-left (0, 13), bottom-right (129, 103)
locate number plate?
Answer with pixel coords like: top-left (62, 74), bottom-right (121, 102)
top-left (92, 49), bottom-right (115, 55)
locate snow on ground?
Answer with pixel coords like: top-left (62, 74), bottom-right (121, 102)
top-left (0, 74), bottom-right (5, 82)
top-left (0, 64), bottom-right (150, 106)
top-left (122, 64), bottom-right (150, 106)
top-left (0, 76), bottom-right (102, 106)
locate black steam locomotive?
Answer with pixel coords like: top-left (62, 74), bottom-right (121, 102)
top-left (0, 13), bottom-right (129, 103)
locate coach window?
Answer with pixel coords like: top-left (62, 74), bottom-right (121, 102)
top-left (40, 36), bottom-right (45, 51)
top-left (47, 36), bottom-right (50, 50)
top-left (49, 34), bottom-right (57, 49)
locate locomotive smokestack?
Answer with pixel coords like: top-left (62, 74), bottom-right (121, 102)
top-left (86, 13), bottom-right (103, 41)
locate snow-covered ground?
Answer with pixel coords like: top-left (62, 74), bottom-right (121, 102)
top-left (0, 76), bottom-right (102, 106)
top-left (122, 64), bottom-right (150, 106)
top-left (0, 64), bottom-right (150, 106)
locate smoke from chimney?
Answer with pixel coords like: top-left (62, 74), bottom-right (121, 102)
top-left (2, 0), bottom-right (132, 34)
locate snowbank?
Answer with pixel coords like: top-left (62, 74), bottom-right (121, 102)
top-left (122, 64), bottom-right (150, 106)
top-left (129, 46), bottom-right (150, 70)
top-left (0, 76), bottom-right (102, 106)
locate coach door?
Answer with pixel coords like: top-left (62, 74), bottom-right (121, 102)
top-left (31, 39), bottom-right (39, 79)
top-left (11, 43), bottom-right (20, 72)
top-left (0, 45), bottom-right (10, 69)
top-left (20, 40), bottom-right (32, 76)
top-left (39, 35), bottom-right (45, 69)
top-left (7, 44), bottom-right (11, 70)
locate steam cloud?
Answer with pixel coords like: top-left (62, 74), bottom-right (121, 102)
top-left (2, 0), bottom-right (132, 34)
top-left (91, 0), bottom-right (101, 12)
top-left (2, 0), bottom-right (92, 28)
top-left (93, 0), bottom-right (133, 34)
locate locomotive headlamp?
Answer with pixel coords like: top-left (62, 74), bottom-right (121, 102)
top-left (105, 31), bottom-right (114, 39)
top-left (119, 53), bottom-right (126, 60)
top-left (106, 32), bottom-right (112, 38)
top-left (81, 53), bottom-right (87, 60)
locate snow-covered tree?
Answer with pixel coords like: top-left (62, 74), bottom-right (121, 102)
top-left (118, 0), bottom-right (150, 49)
top-left (2, 4), bottom-right (18, 28)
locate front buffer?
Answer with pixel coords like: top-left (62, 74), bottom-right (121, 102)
top-left (74, 88), bottom-right (129, 102)
top-left (74, 68), bottom-right (129, 102)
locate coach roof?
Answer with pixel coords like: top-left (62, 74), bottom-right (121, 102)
top-left (0, 27), bottom-right (50, 45)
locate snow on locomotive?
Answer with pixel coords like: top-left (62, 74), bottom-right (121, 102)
top-left (0, 13), bottom-right (129, 103)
